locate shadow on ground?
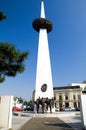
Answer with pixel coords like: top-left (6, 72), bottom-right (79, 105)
top-left (19, 118), bottom-right (74, 130)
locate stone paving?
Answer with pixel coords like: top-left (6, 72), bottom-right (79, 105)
top-left (12, 116), bottom-right (32, 130)
top-left (58, 115), bottom-right (82, 130)
top-left (19, 117), bottom-right (74, 130)
top-left (12, 112), bottom-right (82, 130)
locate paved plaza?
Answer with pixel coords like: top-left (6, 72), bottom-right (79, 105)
top-left (12, 112), bottom-right (82, 130)
top-left (19, 117), bottom-right (74, 130)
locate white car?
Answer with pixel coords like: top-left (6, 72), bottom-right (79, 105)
top-left (64, 107), bottom-right (72, 111)
top-left (64, 107), bottom-right (75, 111)
top-left (55, 107), bottom-right (59, 112)
top-left (71, 107), bottom-right (76, 111)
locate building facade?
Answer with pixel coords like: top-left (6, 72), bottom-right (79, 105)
top-left (54, 83), bottom-right (86, 110)
top-left (54, 86), bottom-right (81, 110)
top-left (32, 83), bottom-right (86, 110)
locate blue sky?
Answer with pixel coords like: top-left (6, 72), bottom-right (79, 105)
top-left (0, 0), bottom-right (86, 100)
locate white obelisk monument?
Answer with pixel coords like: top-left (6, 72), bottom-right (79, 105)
top-left (33, 0), bottom-right (54, 101)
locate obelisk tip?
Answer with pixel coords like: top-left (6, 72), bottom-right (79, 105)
top-left (41, 0), bottom-right (45, 18)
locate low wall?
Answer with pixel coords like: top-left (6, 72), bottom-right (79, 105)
top-left (80, 94), bottom-right (86, 129)
top-left (0, 96), bottom-right (13, 129)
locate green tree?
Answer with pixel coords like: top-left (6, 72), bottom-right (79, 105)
top-left (82, 80), bottom-right (86, 84)
top-left (27, 100), bottom-right (33, 107)
top-left (18, 97), bottom-right (24, 103)
top-left (0, 42), bottom-right (28, 82)
top-left (0, 12), bottom-right (6, 21)
top-left (0, 10), bottom-right (29, 82)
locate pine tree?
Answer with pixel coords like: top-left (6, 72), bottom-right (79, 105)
top-left (0, 42), bottom-right (28, 82)
top-left (0, 12), bottom-right (6, 21)
top-left (0, 11), bottom-right (29, 83)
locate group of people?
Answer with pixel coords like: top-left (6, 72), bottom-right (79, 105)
top-left (34, 97), bottom-right (54, 113)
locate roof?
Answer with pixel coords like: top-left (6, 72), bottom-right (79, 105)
top-left (53, 85), bottom-right (80, 90)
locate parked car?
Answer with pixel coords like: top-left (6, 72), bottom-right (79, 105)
top-left (70, 107), bottom-right (76, 111)
top-left (55, 107), bottom-right (59, 112)
top-left (12, 106), bottom-right (23, 112)
top-left (64, 107), bottom-right (71, 111)
top-left (23, 107), bottom-right (33, 111)
top-left (76, 107), bottom-right (80, 111)
top-left (64, 107), bottom-right (75, 111)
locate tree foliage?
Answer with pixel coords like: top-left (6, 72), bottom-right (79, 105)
top-left (82, 80), bottom-right (86, 84)
top-left (0, 42), bottom-right (28, 82)
top-left (0, 12), bottom-right (6, 21)
top-left (27, 100), bottom-right (33, 107)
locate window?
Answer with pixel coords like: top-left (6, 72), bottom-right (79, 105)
top-left (78, 102), bottom-right (80, 107)
top-left (65, 95), bottom-right (68, 100)
top-left (73, 95), bottom-right (76, 100)
top-left (65, 102), bottom-right (69, 107)
top-left (78, 95), bottom-right (80, 100)
top-left (73, 102), bottom-right (77, 107)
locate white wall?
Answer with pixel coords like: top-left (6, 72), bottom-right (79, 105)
top-left (0, 96), bottom-right (13, 129)
top-left (80, 94), bottom-right (86, 129)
